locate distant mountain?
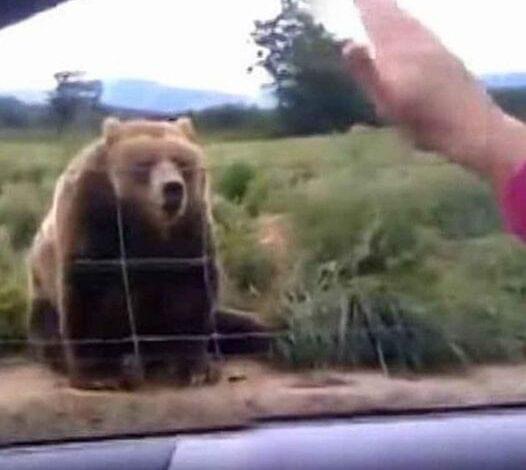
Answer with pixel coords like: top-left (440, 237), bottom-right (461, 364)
top-left (3, 89), bottom-right (49, 105)
top-left (0, 79), bottom-right (256, 113)
top-left (482, 73), bottom-right (526, 90)
top-left (101, 79), bottom-right (251, 113)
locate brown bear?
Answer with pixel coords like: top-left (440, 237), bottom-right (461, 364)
top-left (27, 117), bottom-right (270, 390)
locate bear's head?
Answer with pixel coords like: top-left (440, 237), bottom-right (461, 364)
top-left (101, 117), bottom-right (208, 230)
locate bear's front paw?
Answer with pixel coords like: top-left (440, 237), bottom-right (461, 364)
top-left (164, 357), bottom-right (221, 387)
top-left (205, 361), bottom-right (222, 385)
top-left (68, 355), bottom-right (144, 391)
top-left (187, 361), bottom-right (221, 387)
top-left (121, 354), bottom-right (145, 389)
top-left (69, 376), bottom-right (127, 391)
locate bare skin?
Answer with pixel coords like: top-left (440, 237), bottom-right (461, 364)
top-left (343, 0), bottom-right (526, 194)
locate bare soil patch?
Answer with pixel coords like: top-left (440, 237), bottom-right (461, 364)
top-left (1, 358), bottom-right (526, 445)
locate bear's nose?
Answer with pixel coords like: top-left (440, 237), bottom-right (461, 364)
top-left (162, 181), bottom-right (184, 211)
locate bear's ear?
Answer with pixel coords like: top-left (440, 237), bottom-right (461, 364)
top-left (174, 117), bottom-right (198, 143)
top-left (102, 117), bottom-right (121, 144)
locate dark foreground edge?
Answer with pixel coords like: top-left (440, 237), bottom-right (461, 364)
top-left (1, 402), bottom-right (526, 469)
top-left (0, 1), bottom-right (71, 30)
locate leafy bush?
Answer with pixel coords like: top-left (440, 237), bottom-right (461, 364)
top-left (275, 282), bottom-right (462, 372)
top-left (427, 182), bottom-right (501, 239)
top-left (284, 172), bottom-right (419, 270)
top-left (214, 196), bottom-right (275, 297)
top-left (218, 161), bottom-right (256, 203)
top-left (263, 141), bottom-right (526, 372)
top-left (225, 242), bottom-right (275, 293)
top-left (244, 174), bottom-right (271, 217)
top-left (274, 236), bottom-right (526, 372)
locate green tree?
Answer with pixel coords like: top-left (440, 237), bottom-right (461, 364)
top-left (49, 71), bottom-right (102, 133)
top-left (251, 0), bottom-right (376, 135)
top-left (0, 97), bottom-right (29, 128)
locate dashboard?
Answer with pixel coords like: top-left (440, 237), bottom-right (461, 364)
top-left (1, 405), bottom-right (526, 469)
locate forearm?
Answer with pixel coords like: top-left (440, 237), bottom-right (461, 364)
top-left (347, 0), bottom-right (526, 240)
top-left (427, 101), bottom-right (526, 194)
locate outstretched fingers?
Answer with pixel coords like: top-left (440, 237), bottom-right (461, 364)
top-left (353, 0), bottom-right (431, 50)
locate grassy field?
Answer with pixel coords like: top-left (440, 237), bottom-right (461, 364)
top-left (2, 127), bottom-right (526, 373)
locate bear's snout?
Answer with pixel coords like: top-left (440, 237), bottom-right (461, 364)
top-left (162, 181), bottom-right (185, 214)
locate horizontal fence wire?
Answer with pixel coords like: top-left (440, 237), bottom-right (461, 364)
top-left (11, 163), bottom-right (449, 367)
top-left (0, 325), bottom-right (441, 347)
top-left (0, 331), bottom-right (286, 347)
top-left (73, 257), bottom-right (209, 271)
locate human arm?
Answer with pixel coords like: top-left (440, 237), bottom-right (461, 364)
top-left (342, 0), bottom-right (526, 201)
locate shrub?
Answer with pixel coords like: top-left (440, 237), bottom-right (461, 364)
top-left (427, 182), bottom-right (501, 239)
top-left (268, 149), bottom-right (526, 372)
top-left (225, 241), bottom-right (275, 293)
top-left (244, 174), bottom-right (271, 217)
top-left (218, 161), bottom-right (256, 203)
top-left (285, 173), bottom-right (420, 269)
top-left (214, 197), bottom-right (274, 294)
top-left (274, 277), bottom-right (462, 372)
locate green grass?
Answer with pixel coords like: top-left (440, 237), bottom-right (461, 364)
top-left (2, 127), bottom-right (526, 372)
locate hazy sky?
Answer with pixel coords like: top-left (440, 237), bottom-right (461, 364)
top-left (0, 0), bottom-right (525, 95)
top-left (314, 0), bottom-right (526, 75)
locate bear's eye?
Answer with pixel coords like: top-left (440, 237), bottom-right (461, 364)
top-left (132, 160), bottom-right (154, 174)
top-left (171, 157), bottom-right (193, 174)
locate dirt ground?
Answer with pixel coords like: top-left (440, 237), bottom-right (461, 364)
top-left (1, 357), bottom-right (526, 445)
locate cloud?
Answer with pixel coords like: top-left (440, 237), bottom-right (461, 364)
top-left (1, 0), bottom-right (525, 95)
top-left (0, 0), bottom-right (280, 94)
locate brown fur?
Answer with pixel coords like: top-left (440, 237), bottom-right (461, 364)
top-left (27, 117), bottom-right (222, 390)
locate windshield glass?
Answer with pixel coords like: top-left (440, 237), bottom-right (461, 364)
top-left (1, 0), bottom-right (526, 445)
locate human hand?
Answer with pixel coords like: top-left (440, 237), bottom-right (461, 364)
top-left (343, 0), bottom-right (507, 177)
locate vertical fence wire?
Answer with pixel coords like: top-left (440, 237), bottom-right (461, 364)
top-left (113, 165), bottom-right (223, 370)
top-left (115, 195), bottom-right (142, 370)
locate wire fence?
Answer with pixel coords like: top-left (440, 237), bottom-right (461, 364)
top-left (73, 257), bottom-right (210, 271)
top-left (1, 323), bottom-right (454, 347)
top-left (9, 172), bottom-right (290, 375)
top-left (0, 160), bottom-right (500, 375)
top-left (0, 323), bottom-right (483, 380)
top-left (0, 331), bottom-right (285, 347)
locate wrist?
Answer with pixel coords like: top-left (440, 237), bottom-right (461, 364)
top-left (446, 105), bottom-right (524, 189)
top-left (483, 110), bottom-right (526, 191)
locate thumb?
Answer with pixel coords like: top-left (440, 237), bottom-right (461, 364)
top-left (342, 41), bottom-right (387, 117)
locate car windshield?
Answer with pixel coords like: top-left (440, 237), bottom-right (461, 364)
top-left (1, 0), bottom-right (526, 445)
